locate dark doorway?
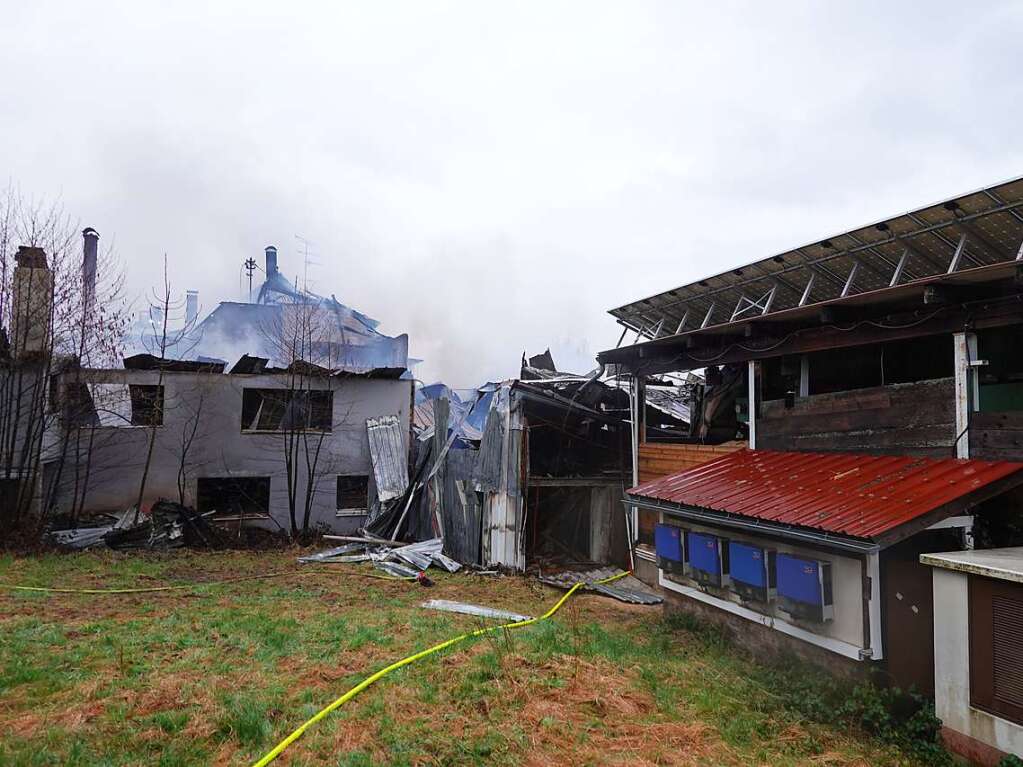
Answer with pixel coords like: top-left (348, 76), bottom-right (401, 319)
top-left (524, 482), bottom-right (629, 568)
top-left (196, 476), bottom-right (271, 518)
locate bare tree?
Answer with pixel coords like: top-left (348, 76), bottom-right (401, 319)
top-left (171, 365), bottom-right (215, 506)
top-left (0, 186), bottom-right (128, 538)
top-left (133, 256), bottom-right (199, 519)
top-left (259, 302), bottom-right (345, 539)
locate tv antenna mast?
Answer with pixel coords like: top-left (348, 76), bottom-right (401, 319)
top-left (243, 257), bottom-right (257, 302)
top-left (295, 234), bottom-right (319, 292)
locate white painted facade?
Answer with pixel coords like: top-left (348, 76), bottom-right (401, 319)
top-left (925, 548), bottom-right (1023, 760)
top-left (656, 514), bottom-right (883, 661)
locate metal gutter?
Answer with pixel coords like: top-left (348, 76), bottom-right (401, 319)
top-left (625, 497), bottom-right (880, 554)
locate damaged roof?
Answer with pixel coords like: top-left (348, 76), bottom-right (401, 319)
top-left (123, 354), bottom-right (226, 373)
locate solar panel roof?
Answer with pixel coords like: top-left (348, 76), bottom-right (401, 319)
top-left (609, 175), bottom-right (1023, 342)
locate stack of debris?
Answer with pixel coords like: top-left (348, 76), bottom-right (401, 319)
top-left (49, 501), bottom-right (223, 551)
top-left (539, 567), bottom-right (663, 605)
top-left (297, 536), bottom-right (462, 579)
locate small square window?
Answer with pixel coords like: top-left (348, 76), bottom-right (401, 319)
top-left (337, 475), bottom-right (368, 513)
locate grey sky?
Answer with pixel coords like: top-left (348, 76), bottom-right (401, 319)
top-left (3, 1), bottom-right (1022, 386)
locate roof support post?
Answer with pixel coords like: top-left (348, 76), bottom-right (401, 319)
top-left (700, 302), bottom-right (716, 329)
top-left (799, 272), bottom-right (816, 306)
top-left (889, 249), bottom-right (909, 287)
top-left (841, 260), bottom-right (860, 298)
top-left (761, 284), bottom-right (777, 315)
top-left (615, 325), bottom-right (628, 348)
top-left (651, 318), bottom-right (665, 338)
top-left (747, 360), bottom-right (758, 450)
top-left (629, 374), bottom-right (646, 545)
top-left (954, 331), bottom-right (977, 459)
top-left (674, 310), bottom-right (689, 335)
top-left (799, 355), bottom-right (810, 397)
top-left (948, 234), bottom-right (968, 274)
top-left (1017, 237), bottom-right (1023, 261)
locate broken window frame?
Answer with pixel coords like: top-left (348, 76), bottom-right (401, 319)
top-left (64, 382), bottom-right (164, 428)
top-left (336, 474), bottom-right (369, 515)
top-left (241, 388), bottom-right (334, 433)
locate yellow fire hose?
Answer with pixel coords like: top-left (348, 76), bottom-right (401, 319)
top-left (250, 570), bottom-right (631, 767)
top-left (0, 568), bottom-right (414, 595)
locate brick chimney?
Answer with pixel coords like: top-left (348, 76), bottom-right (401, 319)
top-left (12, 246), bottom-right (54, 359)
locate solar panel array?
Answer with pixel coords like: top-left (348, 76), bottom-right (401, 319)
top-left (609, 176), bottom-right (1023, 342)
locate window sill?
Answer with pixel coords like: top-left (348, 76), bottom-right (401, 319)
top-left (241, 429), bottom-right (333, 435)
top-left (336, 509), bottom-right (367, 517)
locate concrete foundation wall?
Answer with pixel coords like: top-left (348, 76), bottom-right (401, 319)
top-left (659, 584), bottom-right (871, 681)
top-left (44, 370), bottom-right (411, 534)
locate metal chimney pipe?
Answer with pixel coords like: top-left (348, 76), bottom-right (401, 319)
top-left (82, 228), bottom-right (99, 319)
top-left (185, 290), bottom-right (199, 327)
top-left (265, 245), bottom-right (278, 276)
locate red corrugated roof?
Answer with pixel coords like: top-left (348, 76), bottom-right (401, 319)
top-left (629, 449), bottom-right (1023, 541)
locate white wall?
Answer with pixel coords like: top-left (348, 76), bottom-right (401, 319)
top-left (658, 517), bottom-right (873, 660)
top-left (933, 568), bottom-right (1023, 757)
top-left (44, 369), bottom-right (412, 533)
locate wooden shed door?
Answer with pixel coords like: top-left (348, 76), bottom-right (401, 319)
top-left (881, 531), bottom-right (960, 697)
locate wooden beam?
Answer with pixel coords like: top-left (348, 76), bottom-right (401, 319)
top-left (609, 294), bottom-right (1023, 375)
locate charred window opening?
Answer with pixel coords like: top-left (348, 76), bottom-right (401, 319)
top-left (336, 475), bottom-right (369, 512)
top-left (241, 388), bottom-right (333, 432)
top-left (196, 476), bottom-right (271, 517)
top-left (129, 384), bottom-right (164, 426)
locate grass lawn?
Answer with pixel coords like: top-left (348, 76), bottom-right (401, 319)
top-left (0, 550), bottom-right (936, 766)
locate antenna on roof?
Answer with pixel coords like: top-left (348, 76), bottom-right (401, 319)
top-left (295, 234), bottom-right (319, 292)
top-left (243, 257), bottom-right (257, 303)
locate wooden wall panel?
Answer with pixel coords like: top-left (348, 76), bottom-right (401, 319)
top-left (635, 441), bottom-right (746, 544)
top-left (637, 441), bottom-right (747, 485)
top-left (758, 377), bottom-right (956, 457)
top-left (971, 411), bottom-right (1023, 462)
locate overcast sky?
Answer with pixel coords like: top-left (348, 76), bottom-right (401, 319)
top-left (3, 1), bottom-right (1022, 386)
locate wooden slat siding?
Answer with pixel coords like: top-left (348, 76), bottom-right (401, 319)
top-left (970, 576), bottom-right (1023, 726)
top-left (637, 441), bottom-right (748, 484)
top-left (636, 441), bottom-right (747, 542)
top-left (758, 377), bottom-right (956, 456)
top-left (971, 411), bottom-right (1023, 462)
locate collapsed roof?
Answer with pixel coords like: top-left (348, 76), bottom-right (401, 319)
top-left (184, 246), bottom-right (410, 373)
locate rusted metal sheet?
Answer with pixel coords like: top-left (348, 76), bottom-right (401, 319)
top-left (628, 449), bottom-right (1023, 541)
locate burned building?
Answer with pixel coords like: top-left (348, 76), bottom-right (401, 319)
top-left (597, 175), bottom-right (1023, 711)
top-left (30, 236), bottom-right (414, 536)
top-left (42, 355), bottom-right (411, 535)
top-left (374, 351), bottom-right (687, 572)
top-left (185, 245), bottom-right (409, 374)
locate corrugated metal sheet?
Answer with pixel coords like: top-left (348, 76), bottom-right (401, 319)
top-left (441, 447), bottom-right (483, 565)
top-left (473, 405), bottom-right (504, 491)
top-left (629, 449), bottom-right (1023, 541)
top-left (366, 415), bottom-right (409, 503)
